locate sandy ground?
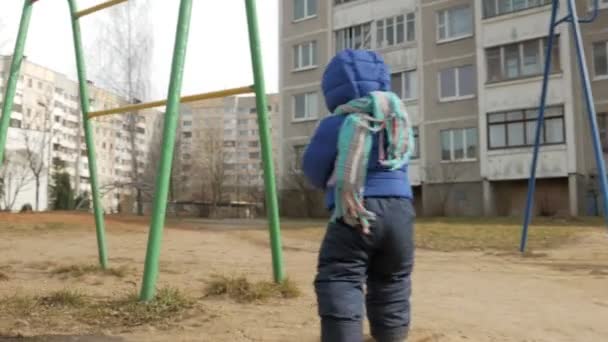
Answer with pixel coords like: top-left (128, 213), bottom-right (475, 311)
top-left (0, 213), bottom-right (607, 341)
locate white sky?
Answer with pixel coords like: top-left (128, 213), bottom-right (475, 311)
top-left (0, 0), bottom-right (279, 99)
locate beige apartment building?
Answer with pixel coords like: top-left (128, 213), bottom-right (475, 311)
top-left (0, 55), bottom-right (162, 213)
top-left (172, 94), bottom-right (281, 205)
top-left (280, 0), bottom-right (608, 216)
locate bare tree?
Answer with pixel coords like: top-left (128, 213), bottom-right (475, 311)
top-left (0, 150), bottom-right (34, 211)
top-left (22, 131), bottom-right (48, 211)
top-left (90, 0), bottom-right (154, 215)
top-left (283, 164), bottom-right (320, 218)
top-left (199, 127), bottom-right (226, 212)
top-left (423, 163), bottom-right (464, 216)
top-left (282, 143), bottom-right (322, 217)
top-left (22, 98), bottom-right (53, 211)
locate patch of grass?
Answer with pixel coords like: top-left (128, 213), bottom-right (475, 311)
top-left (414, 218), bottom-right (587, 252)
top-left (0, 294), bottom-right (38, 316)
top-left (280, 217), bottom-right (591, 252)
top-left (85, 288), bottom-right (195, 327)
top-left (205, 275), bottom-right (300, 303)
top-left (39, 289), bottom-right (86, 308)
top-left (0, 288), bottom-right (197, 330)
top-left (51, 264), bottom-right (130, 278)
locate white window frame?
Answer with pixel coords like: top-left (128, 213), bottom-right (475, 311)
top-left (293, 41), bottom-right (318, 71)
top-left (487, 37), bottom-right (560, 83)
top-left (436, 6), bottom-right (473, 43)
top-left (293, 0), bottom-right (317, 22)
top-left (335, 22), bottom-right (372, 52)
top-left (376, 13), bottom-right (416, 49)
top-left (593, 40), bottom-right (608, 81)
top-left (483, 0), bottom-right (552, 19)
top-left (438, 65), bottom-right (475, 102)
top-left (292, 92), bottom-right (319, 122)
top-left (441, 128), bottom-right (477, 162)
top-left (391, 69), bottom-right (418, 101)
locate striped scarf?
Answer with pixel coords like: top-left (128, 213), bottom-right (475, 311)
top-left (328, 91), bottom-right (414, 233)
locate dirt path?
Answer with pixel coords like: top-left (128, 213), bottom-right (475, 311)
top-left (0, 214), bottom-right (607, 341)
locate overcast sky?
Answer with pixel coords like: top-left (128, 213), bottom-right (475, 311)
top-left (0, 0), bottom-right (279, 99)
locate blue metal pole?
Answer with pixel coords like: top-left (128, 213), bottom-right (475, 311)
top-left (520, 0), bottom-right (560, 253)
top-left (566, 0), bottom-right (608, 227)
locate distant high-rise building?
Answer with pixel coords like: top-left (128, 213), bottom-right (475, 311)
top-left (0, 55), bottom-right (163, 212)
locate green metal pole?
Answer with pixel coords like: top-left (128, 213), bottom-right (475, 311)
top-left (67, 0), bottom-right (108, 269)
top-left (139, 0), bottom-right (193, 301)
top-left (0, 0), bottom-right (34, 167)
top-left (244, 0), bottom-right (285, 283)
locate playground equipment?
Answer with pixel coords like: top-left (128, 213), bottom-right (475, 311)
top-left (521, 0), bottom-right (606, 252)
top-left (0, 0), bottom-right (284, 301)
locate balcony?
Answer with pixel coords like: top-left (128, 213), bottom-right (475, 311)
top-left (486, 145), bottom-right (568, 180)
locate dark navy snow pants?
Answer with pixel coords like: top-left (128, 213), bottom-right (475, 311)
top-left (315, 198), bottom-right (415, 342)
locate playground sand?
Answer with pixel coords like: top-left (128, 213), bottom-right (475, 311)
top-left (0, 212), bottom-right (607, 341)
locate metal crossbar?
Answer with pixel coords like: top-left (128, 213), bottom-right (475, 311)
top-left (74, 0), bottom-right (128, 18)
top-left (88, 85), bottom-right (254, 118)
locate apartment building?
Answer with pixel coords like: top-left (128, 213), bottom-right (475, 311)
top-left (0, 55), bottom-right (162, 213)
top-left (280, 0), bottom-right (608, 216)
top-left (172, 94), bottom-right (281, 204)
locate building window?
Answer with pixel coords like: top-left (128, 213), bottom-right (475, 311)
top-left (293, 41), bottom-right (318, 70)
top-left (183, 132), bottom-right (192, 138)
top-left (376, 13), bottom-right (415, 48)
top-left (486, 36), bottom-right (560, 83)
top-left (294, 0), bottom-right (317, 21)
top-left (334, 0), bottom-right (358, 5)
top-left (249, 152), bottom-right (260, 159)
top-left (437, 6), bottom-right (473, 42)
top-left (335, 23), bottom-right (372, 51)
top-left (441, 128), bottom-right (477, 161)
top-left (488, 106), bottom-right (565, 149)
top-left (9, 119), bottom-right (21, 128)
top-left (411, 127), bottom-right (420, 159)
top-left (391, 70), bottom-right (417, 101)
top-left (27, 78), bottom-right (32, 88)
top-left (593, 41), bottom-right (608, 78)
top-left (439, 65), bottom-right (475, 101)
top-left (249, 141), bottom-right (259, 148)
top-left (293, 92), bottom-right (318, 121)
top-left (183, 120), bottom-right (192, 127)
top-left (483, 0), bottom-right (552, 18)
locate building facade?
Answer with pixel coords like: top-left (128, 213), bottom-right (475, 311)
top-left (0, 56), bottom-right (162, 213)
top-left (280, 0), bottom-right (608, 216)
top-left (172, 94), bottom-right (281, 205)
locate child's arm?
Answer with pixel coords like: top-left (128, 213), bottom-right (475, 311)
top-left (301, 116), bottom-right (344, 189)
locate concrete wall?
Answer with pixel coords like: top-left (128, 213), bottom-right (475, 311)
top-left (492, 178), bottom-right (569, 217)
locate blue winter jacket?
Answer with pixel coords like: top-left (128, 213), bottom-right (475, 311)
top-left (302, 49), bottom-right (413, 209)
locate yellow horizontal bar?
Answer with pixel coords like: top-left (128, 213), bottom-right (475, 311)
top-left (88, 85), bottom-right (255, 119)
top-left (75, 0), bottom-right (129, 19)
